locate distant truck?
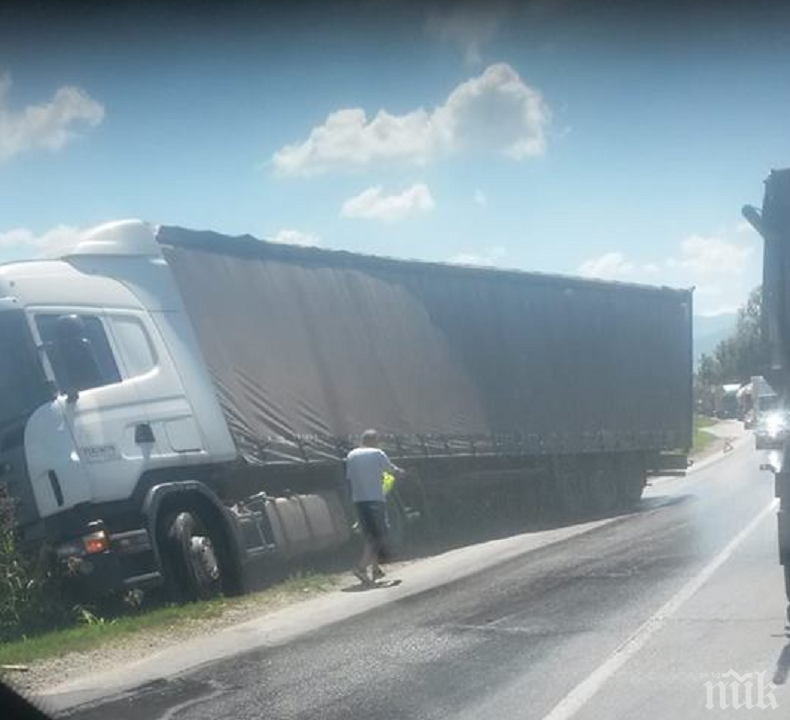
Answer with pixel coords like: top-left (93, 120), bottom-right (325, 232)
top-left (0, 221), bottom-right (693, 601)
top-left (742, 375), bottom-right (779, 428)
top-left (754, 376), bottom-right (780, 419)
top-left (715, 383), bottom-right (742, 419)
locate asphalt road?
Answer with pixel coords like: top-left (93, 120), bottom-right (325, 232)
top-left (57, 440), bottom-right (790, 719)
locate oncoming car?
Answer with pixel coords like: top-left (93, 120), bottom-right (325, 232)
top-left (754, 410), bottom-right (790, 450)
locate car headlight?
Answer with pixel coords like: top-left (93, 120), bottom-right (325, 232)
top-left (765, 416), bottom-right (788, 436)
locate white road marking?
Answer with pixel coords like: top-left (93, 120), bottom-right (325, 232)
top-left (160, 682), bottom-right (227, 720)
top-left (541, 498), bottom-right (778, 720)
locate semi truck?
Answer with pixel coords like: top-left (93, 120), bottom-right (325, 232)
top-left (744, 169), bottom-right (790, 605)
top-left (715, 383), bottom-right (742, 419)
top-left (751, 375), bottom-right (780, 423)
top-left (0, 220), bottom-right (693, 601)
top-left (740, 375), bottom-right (778, 427)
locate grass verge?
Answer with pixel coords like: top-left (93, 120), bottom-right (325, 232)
top-left (0, 572), bottom-right (334, 668)
top-left (692, 414), bottom-right (718, 456)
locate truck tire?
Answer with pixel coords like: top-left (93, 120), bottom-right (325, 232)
top-left (162, 510), bottom-right (224, 602)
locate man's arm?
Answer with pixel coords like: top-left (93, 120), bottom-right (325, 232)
top-left (380, 451), bottom-right (406, 476)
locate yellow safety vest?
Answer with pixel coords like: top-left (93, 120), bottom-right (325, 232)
top-left (382, 471), bottom-right (396, 495)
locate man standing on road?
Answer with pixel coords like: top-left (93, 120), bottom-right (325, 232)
top-left (346, 429), bottom-right (405, 585)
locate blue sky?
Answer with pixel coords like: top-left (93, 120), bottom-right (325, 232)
top-left (1, 1), bottom-right (787, 315)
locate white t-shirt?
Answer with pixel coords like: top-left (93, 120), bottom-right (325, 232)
top-left (345, 447), bottom-right (398, 503)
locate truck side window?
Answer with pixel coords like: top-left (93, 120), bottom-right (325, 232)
top-left (110, 316), bottom-right (156, 378)
top-left (36, 314), bottom-right (122, 392)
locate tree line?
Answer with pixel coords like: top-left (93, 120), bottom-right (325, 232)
top-left (696, 286), bottom-right (768, 388)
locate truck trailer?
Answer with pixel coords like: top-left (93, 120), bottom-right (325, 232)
top-left (0, 220), bottom-right (693, 601)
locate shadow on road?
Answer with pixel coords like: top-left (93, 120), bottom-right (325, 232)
top-left (392, 491), bottom-right (695, 563)
top-left (242, 490), bottom-right (695, 595)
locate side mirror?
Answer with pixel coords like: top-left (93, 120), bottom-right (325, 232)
top-left (52, 315), bottom-right (101, 400)
top-left (58, 341), bottom-right (90, 403)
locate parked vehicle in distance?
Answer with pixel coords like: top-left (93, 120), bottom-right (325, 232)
top-left (715, 383), bottom-right (742, 419)
top-left (743, 375), bottom-right (779, 429)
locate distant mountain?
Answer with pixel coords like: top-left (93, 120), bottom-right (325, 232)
top-left (693, 312), bottom-right (738, 364)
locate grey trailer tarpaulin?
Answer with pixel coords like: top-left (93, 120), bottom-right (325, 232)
top-left (158, 227), bottom-right (693, 464)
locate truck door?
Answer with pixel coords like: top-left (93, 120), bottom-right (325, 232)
top-left (102, 310), bottom-right (208, 464)
top-left (0, 306), bottom-right (91, 521)
top-left (32, 309), bottom-right (155, 504)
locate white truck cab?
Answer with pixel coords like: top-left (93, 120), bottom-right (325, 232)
top-left (0, 220), bottom-right (246, 597)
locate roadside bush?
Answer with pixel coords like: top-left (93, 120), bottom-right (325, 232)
top-left (0, 487), bottom-right (70, 643)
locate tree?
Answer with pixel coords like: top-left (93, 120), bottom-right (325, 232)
top-left (697, 353), bottom-right (720, 388)
top-left (697, 287), bottom-right (768, 386)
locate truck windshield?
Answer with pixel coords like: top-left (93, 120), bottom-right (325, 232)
top-left (760, 395), bottom-right (779, 411)
top-left (0, 309), bottom-right (54, 431)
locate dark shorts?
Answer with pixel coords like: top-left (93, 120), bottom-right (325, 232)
top-left (355, 501), bottom-right (387, 547)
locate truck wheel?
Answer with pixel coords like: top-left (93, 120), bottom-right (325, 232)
top-left (163, 511), bottom-right (224, 602)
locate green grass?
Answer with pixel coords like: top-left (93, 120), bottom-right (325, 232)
top-left (0, 572), bottom-right (334, 668)
top-left (692, 414), bottom-right (718, 455)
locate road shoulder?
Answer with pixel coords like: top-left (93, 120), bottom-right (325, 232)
top-left (41, 515), bottom-right (620, 713)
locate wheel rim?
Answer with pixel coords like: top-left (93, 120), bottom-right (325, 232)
top-left (189, 534), bottom-right (221, 585)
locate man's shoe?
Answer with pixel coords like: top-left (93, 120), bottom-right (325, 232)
top-left (372, 566), bottom-right (386, 581)
top-left (353, 567), bottom-right (371, 585)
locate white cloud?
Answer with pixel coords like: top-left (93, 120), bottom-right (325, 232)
top-left (673, 233), bottom-right (752, 275)
top-left (577, 227), bottom-right (759, 315)
top-left (340, 183), bottom-right (435, 222)
top-left (0, 225), bottom-right (84, 258)
top-left (735, 219), bottom-right (757, 235)
top-left (270, 228), bottom-right (321, 246)
top-left (578, 252), bottom-right (635, 280)
top-left (696, 304), bottom-right (743, 318)
top-left (473, 189), bottom-right (487, 206)
top-left (425, 4), bottom-right (505, 66)
top-left (577, 252), bottom-right (663, 282)
top-left (272, 63), bottom-right (550, 176)
top-left (451, 245), bottom-right (507, 267)
top-left (0, 72), bottom-right (104, 164)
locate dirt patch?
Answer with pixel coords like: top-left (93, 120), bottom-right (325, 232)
top-left (4, 576), bottom-right (341, 695)
top-left (5, 559), bottom-right (418, 697)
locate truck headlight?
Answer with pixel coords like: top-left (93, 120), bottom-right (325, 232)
top-left (55, 527), bottom-right (110, 558)
top-left (764, 413), bottom-right (788, 437)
